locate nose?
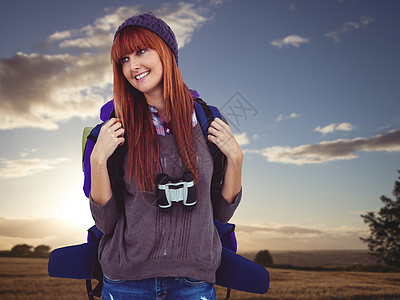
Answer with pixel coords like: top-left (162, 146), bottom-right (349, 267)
top-left (128, 54), bottom-right (140, 71)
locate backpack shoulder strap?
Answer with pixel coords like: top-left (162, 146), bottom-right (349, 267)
top-left (194, 98), bottom-right (227, 194)
top-left (82, 122), bottom-right (104, 198)
top-left (193, 98), bottom-right (222, 155)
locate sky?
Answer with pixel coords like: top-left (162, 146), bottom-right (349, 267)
top-left (0, 0), bottom-right (399, 252)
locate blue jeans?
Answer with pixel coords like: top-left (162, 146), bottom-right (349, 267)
top-left (102, 276), bottom-right (216, 300)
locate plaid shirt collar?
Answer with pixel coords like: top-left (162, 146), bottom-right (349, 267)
top-left (149, 105), bottom-right (198, 136)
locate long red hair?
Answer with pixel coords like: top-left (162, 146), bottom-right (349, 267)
top-left (111, 26), bottom-right (198, 191)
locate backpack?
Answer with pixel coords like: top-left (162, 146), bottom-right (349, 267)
top-left (48, 97), bottom-right (270, 300)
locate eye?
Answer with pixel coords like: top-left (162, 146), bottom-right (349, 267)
top-left (120, 56), bottom-right (129, 64)
top-left (136, 49), bottom-right (146, 56)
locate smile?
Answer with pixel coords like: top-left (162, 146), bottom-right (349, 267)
top-left (135, 71), bottom-right (150, 80)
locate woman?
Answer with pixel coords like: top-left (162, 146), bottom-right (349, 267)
top-left (90, 12), bottom-right (243, 299)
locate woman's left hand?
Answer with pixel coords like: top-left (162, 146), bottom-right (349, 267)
top-left (207, 117), bottom-right (243, 162)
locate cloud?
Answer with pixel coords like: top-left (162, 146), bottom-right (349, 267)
top-left (252, 129), bottom-right (400, 165)
top-left (271, 35), bottom-right (310, 49)
top-left (0, 52), bottom-right (113, 130)
top-left (0, 216), bottom-right (69, 239)
top-left (325, 31), bottom-right (341, 43)
top-left (237, 224), bottom-right (322, 236)
top-left (314, 122), bottom-right (356, 136)
top-left (0, 216), bottom-right (88, 251)
top-left (235, 223), bottom-right (366, 251)
top-left (276, 112), bottom-right (302, 122)
top-left (0, 3), bottom-right (210, 130)
top-left (157, 2), bottom-right (208, 48)
top-left (234, 132), bottom-right (250, 146)
top-left (376, 125), bottom-right (392, 134)
top-left (209, 0), bottom-right (230, 7)
top-left (326, 15), bottom-right (375, 43)
top-left (0, 157), bottom-right (67, 178)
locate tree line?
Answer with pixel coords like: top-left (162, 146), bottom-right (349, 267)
top-left (0, 244), bottom-right (51, 258)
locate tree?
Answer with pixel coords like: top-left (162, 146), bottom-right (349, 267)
top-left (11, 244), bottom-right (33, 257)
top-left (34, 245), bottom-right (51, 257)
top-left (360, 170), bottom-right (400, 267)
top-left (254, 250), bottom-right (274, 267)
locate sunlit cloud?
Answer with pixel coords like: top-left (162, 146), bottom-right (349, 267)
top-left (276, 112), bottom-right (302, 122)
top-left (250, 129), bottom-right (400, 165)
top-left (235, 223), bottom-right (367, 251)
top-left (237, 224), bottom-right (322, 236)
top-left (271, 35), bottom-right (310, 49)
top-left (0, 3), bottom-right (210, 130)
top-left (0, 157), bottom-right (67, 178)
top-left (314, 122), bottom-right (356, 136)
top-left (158, 3), bottom-right (208, 48)
top-left (326, 15), bottom-right (375, 43)
top-left (0, 216), bottom-right (88, 251)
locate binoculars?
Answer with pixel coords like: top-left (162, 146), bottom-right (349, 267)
top-left (156, 171), bottom-right (197, 209)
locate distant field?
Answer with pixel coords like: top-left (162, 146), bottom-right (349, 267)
top-left (242, 249), bottom-right (379, 266)
top-left (1, 257), bottom-right (400, 299)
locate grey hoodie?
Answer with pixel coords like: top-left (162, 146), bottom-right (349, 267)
top-left (90, 124), bottom-right (241, 283)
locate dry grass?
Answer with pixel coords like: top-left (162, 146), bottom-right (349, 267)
top-left (0, 257), bottom-right (87, 300)
top-left (1, 257), bottom-right (400, 299)
top-left (217, 268), bottom-right (400, 300)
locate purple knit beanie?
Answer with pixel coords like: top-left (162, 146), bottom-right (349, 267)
top-left (114, 12), bottom-right (179, 65)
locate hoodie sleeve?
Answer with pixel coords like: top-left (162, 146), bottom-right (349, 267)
top-left (212, 187), bottom-right (242, 223)
top-left (89, 194), bottom-right (120, 234)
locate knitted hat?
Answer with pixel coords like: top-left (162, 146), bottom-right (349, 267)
top-left (114, 12), bottom-right (179, 65)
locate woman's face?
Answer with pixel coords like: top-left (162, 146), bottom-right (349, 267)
top-left (120, 48), bottom-right (163, 96)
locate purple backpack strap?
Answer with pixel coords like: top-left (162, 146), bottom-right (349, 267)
top-left (83, 124), bottom-right (103, 198)
top-left (100, 100), bottom-right (115, 122)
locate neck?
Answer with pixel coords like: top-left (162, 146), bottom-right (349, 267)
top-left (144, 87), bottom-right (169, 122)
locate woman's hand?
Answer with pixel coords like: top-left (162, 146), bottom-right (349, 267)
top-left (207, 117), bottom-right (243, 163)
top-left (208, 117), bottom-right (243, 204)
top-left (91, 118), bottom-right (125, 164)
top-left (90, 118), bottom-right (124, 206)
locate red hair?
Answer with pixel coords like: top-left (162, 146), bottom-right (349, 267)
top-left (111, 26), bottom-right (198, 191)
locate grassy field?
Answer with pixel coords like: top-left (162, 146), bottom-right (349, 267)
top-left (1, 257), bottom-right (400, 299)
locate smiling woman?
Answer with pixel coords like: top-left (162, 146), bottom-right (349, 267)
top-left (110, 23), bottom-right (198, 191)
top-left (86, 11), bottom-right (244, 300)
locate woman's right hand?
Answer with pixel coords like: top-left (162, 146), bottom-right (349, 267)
top-left (91, 118), bottom-right (125, 164)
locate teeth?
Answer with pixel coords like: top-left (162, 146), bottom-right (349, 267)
top-left (135, 71), bottom-right (149, 80)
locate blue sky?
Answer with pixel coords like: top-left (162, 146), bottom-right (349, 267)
top-left (0, 0), bottom-right (399, 252)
